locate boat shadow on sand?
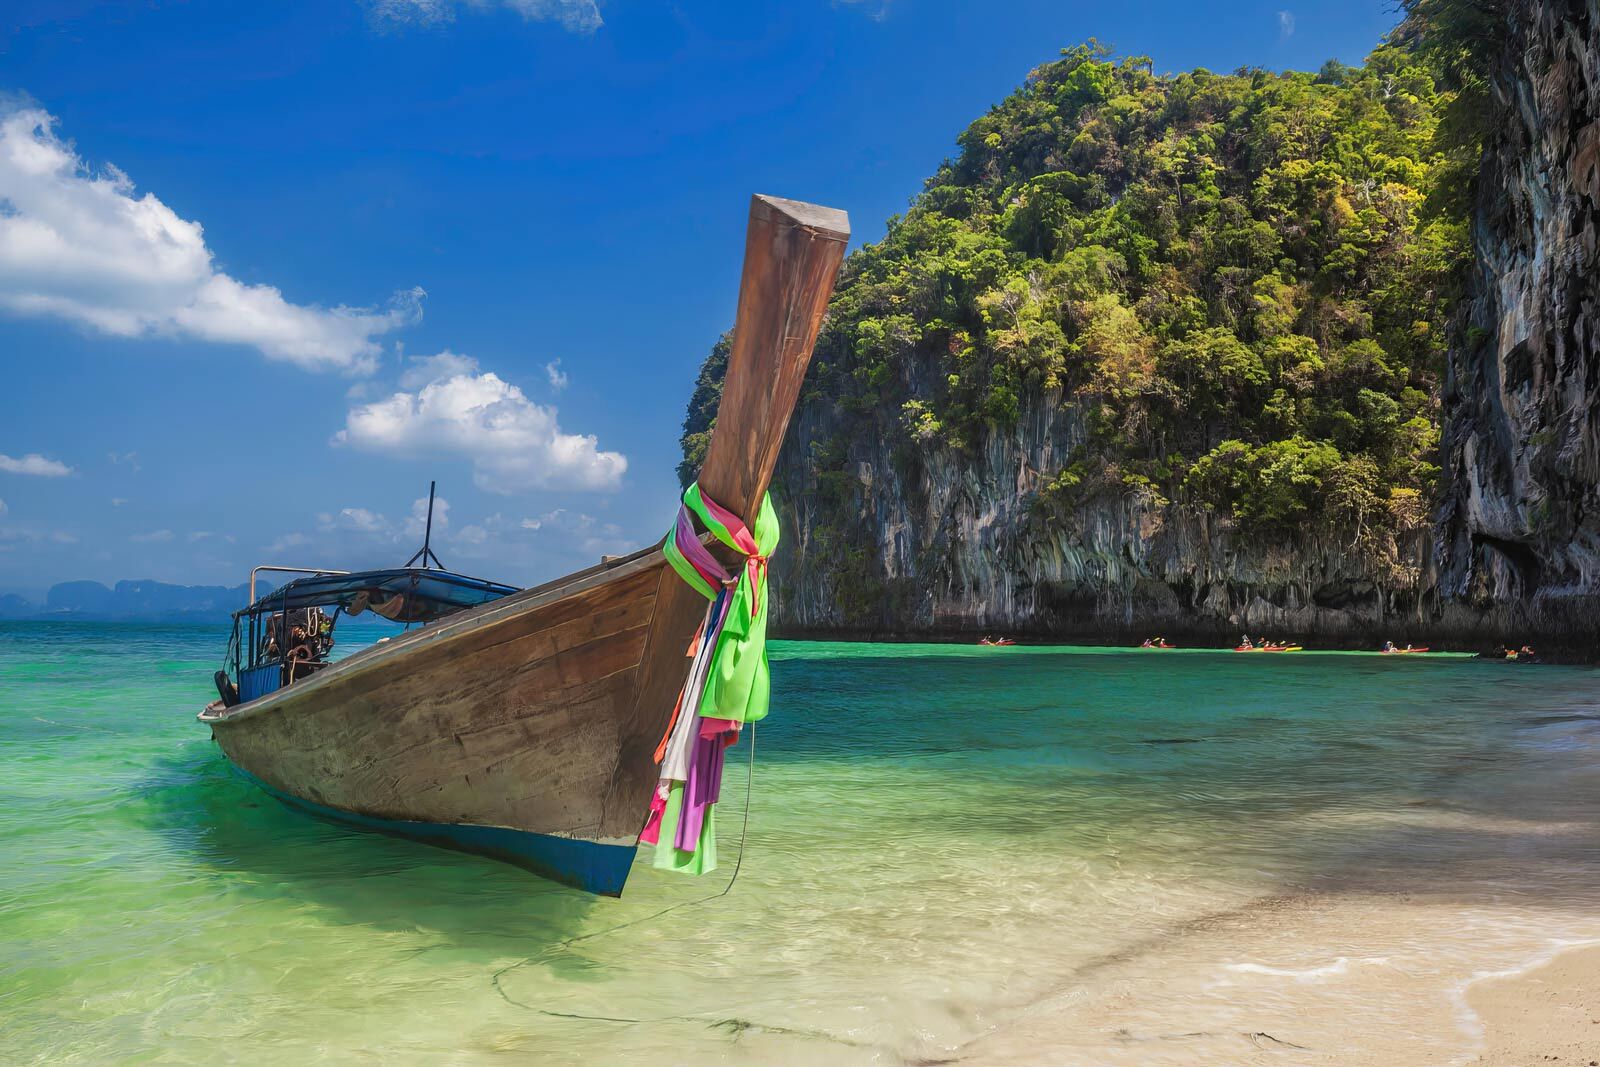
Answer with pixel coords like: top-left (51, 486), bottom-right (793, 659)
top-left (136, 745), bottom-right (626, 971)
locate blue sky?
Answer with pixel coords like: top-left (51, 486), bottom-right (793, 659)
top-left (0, 0), bottom-right (1401, 597)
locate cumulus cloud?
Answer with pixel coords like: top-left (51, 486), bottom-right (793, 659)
top-left (405, 494), bottom-right (450, 536)
top-left (446, 509), bottom-right (638, 574)
top-left (131, 528), bottom-right (174, 543)
top-left (328, 507), bottom-right (388, 533)
top-left (305, 495), bottom-right (448, 542)
top-left (0, 452), bottom-right (72, 476)
top-left (544, 359), bottom-right (567, 391)
top-left (1278, 10), bottom-right (1295, 38)
top-left (0, 102), bottom-right (422, 374)
top-left (335, 364), bottom-right (627, 493)
top-left (367, 0), bottom-right (603, 33)
top-left (401, 350), bottom-right (479, 390)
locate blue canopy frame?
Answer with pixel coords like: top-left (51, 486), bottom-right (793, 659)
top-left (238, 568), bottom-right (518, 622)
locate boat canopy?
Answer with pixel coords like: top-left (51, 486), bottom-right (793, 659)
top-left (241, 568), bottom-right (519, 624)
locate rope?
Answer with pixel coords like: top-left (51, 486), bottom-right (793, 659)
top-left (490, 723), bottom-right (756, 1005)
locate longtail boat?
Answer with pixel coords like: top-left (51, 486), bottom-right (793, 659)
top-left (198, 195), bottom-right (849, 895)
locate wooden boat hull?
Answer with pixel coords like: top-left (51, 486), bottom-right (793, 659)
top-left (200, 195), bottom-right (850, 895)
top-left (205, 549), bottom-right (673, 894)
top-left (240, 767), bottom-right (640, 892)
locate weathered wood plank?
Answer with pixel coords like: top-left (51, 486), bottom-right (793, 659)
top-left (214, 568), bottom-right (658, 830)
top-left (598, 195), bottom-right (849, 839)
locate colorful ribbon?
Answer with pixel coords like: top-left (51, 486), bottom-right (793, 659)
top-left (647, 484), bottom-right (780, 874)
top-left (662, 483), bottom-right (779, 724)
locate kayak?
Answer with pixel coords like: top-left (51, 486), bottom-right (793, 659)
top-left (1381, 647), bottom-right (1431, 655)
top-left (1263, 645), bottom-right (1303, 652)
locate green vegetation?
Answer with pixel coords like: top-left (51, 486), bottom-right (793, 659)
top-left (683, 39), bottom-right (1470, 556)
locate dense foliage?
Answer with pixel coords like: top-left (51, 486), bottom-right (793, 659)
top-left (684, 41), bottom-right (1468, 553)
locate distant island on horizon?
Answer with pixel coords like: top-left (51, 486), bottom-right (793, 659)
top-left (0, 578), bottom-right (272, 623)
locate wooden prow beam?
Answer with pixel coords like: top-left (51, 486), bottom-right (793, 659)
top-left (598, 194), bottom-right (849, 840)
top-left (696, 195), bottom-right (852, 520)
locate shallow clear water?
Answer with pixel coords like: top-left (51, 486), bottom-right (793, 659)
top-left (3, 623), bottom-right (1599, 1064)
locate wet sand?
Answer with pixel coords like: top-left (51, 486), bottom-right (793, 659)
top-left (1469, 944), bottom-right (1600, 1066)
top-left (948, 893), bottom-right (1600, 1065)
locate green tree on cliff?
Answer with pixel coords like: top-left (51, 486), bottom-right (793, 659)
top-left (683, 39), bottom-right (1467, 556)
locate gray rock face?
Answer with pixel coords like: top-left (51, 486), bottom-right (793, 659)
top-left (768, 392), bottom-right (1434, 646)
top-left (1435, 0), bottom-right (1600, 649)
top-left (751, 0), bottom-right (1599, 654)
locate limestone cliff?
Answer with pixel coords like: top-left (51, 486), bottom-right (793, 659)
top-left (763, 379), bottom-right (1434, 644)
top-left (684, 21), bottom-right (1600, 654)
top-left (1432, 0), bottom-right (1600, 650)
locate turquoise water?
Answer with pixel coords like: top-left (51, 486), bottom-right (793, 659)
top-left (4, 623), bottom-right (1600, 1064)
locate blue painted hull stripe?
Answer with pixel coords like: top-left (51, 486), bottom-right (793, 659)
top-left (235, 768), bottom-right (638, 897)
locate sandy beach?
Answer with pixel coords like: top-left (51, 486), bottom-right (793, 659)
top-left (1470, 945), bottom-right (1600, 1066)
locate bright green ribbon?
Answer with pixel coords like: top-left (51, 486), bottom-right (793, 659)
top-left (662, 484), bottom-right (779, 723)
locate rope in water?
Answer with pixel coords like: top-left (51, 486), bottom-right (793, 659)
top-left (491, 485), bottom-right (777, 1000)
top-left (489, 725), bottom-right (755, 1003)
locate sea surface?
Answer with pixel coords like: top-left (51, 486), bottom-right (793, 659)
top-left (4, 622), bottom-right (1600, 1065)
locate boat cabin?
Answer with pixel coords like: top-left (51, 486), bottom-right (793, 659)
top-left (214, 566), bottom-right (518, 708)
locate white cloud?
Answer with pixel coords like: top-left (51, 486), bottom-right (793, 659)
top-left (303, 495), bottom-right (448, 543)
top-left (0, 452), bottom-right (72, 476)
top-left (517, 507), bottom-right (631, 552)
top-left (131, 528), bottom-right (174, 543)
top-left (367, 0), bottom-right (603, 33)
top-left (110, 497), bottom-right (128, 507)
top-left (269, 531), bottom-right (310, 553)
top-left (328, 506), bottom-right (388, 533)
top-left (544, 359), bottom-right (568, 391)
top-left (0, 102), bottom-right (422, 374)
top-left (0, 498), bottom-right (6, 516)
top-left (406, 494), bottom-right (450, 536)
top-left (443, 508), bottom-right (638, 575)
top-left (1278, 10), bottom-right (1295, 38)
top-left (401, 350), bottom-right (479, 390)
top-left (335, 369), bottom-right (627, 493)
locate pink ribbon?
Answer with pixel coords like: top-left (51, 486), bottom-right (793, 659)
top-left (674, 505), bottom-right (733, 587)
top-left (695, 492), bottom-right (768, 617)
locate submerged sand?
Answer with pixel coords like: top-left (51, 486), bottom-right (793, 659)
top-left (10, 636), bottom-right (1599, 1065)
top-left (943, 757), bottom-right (1600, 1065)
top-left (950, 895), bottom-right (1600, 1065)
